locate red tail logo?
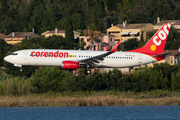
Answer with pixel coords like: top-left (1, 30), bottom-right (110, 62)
top-left (103, 45), bottom-right (109, 51)
top-left (129, 23), bottom-right (171, 55)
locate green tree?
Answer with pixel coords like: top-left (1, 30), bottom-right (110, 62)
top-left (104, 0), bottom-right (122, 12)
top-left (76, 38), bottom-right (86, 50)
top-left (146, 30), bottom-right (156, 41)
top-left (84, 23), bottom-right (100, 45)
top-left (71, 13), bottom-right (84, 30)
top-left (163, 77), bottom-right (169, 90)
top-left (60, 72), bottom-right (77, 91)
top-left (133, 67), bottom-right (151, 91)
top-left (149, 70), bottom-right (159, 90)
top-left (138, 31), bottom-right (145, 48)
top-left (65, 8), bottom-right (74, 49)
top-left (0, 39), bottom-right (10, 66)
top-left (175, 70), bottom-right (180, 90)
top-left (171, 72), bottom-right (176, 91)
top-left (30, 67), bottom-right (65, 93)
top-left (124, 38), bottom-right (139, 51)
top-left (125, 0), bottom-right (175, 24)
top-left (165, 26), bottom-right (180, 49)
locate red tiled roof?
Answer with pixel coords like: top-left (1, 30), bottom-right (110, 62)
top-left (0, 33), bottom-right (6, 40)
top-left (164, 50), bottom-right (179, 53)
top-left (154, 20), bottom-right (180, 26)
top-left (6, 32), bottom-right (33, 38)
top-left (45, 30), bottom-right (80, 34)
top-left (115, 23), bottom-right (152, 29)
top-left (46, 30), bottom-right (65, 34)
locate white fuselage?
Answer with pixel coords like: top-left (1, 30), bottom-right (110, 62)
top-left (4, 49), bottom-right (157, 68)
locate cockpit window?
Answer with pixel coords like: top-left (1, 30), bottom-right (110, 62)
top-left (11, 53), bottom-right (18, 55)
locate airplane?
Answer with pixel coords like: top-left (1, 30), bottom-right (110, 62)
top-left (4, 23), bottom-right (171, 74)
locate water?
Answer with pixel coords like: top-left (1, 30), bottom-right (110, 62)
top-left (0, 106), bottom-right (180, 120)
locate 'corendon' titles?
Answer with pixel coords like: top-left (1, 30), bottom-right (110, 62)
top-left (31, 51), bottom-right (69, 58)
top-left (153, 23), bottom-right (171, 46)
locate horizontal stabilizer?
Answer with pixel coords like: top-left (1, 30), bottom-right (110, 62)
top-left (152, 52), bottom-right (171, 57)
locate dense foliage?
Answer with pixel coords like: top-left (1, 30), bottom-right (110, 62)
top-left (0, 39), bottom-right (11, 66)
top-left (1, 0), bottom-right (180, 35)
top-left (1, 63), bottom-right (180, 95)
top-left (29, 63), bottom-right (180, 93)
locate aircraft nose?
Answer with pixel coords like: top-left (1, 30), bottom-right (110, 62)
top-left (4, 55), bottom-right (11, 63)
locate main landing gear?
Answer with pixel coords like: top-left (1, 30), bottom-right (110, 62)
top-left (85, 67), bottom-right (91, 75)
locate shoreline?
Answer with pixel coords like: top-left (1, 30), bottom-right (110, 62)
top-left (0, 92), bottom-right (180, 107)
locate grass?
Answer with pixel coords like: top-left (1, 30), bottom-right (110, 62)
top-left (0, 75), bottom-right (179, 107)
top-left (0, 75), bottom-right (31, 95)
top-left (0, 90), bottom-right (180, 107)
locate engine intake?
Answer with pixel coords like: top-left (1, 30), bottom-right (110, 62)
top-left (61, 61), bottom-right (79, 70)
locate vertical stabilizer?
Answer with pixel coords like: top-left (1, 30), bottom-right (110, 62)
top-left (128, 23), bottom-right (171, 55)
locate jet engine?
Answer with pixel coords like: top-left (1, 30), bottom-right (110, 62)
top-left (61, 61), bottom-right (79, 70)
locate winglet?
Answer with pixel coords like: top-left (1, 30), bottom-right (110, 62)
top-left (110, 41), bottom-right (120, 53)
top-left (103, 45), bottom-right (109, 51)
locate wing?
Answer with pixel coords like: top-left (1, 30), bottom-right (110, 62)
top-left (78, 41), bottom-right (120, 66)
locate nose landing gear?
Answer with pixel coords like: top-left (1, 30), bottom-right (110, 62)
top-left (14, 64), bottom-right (23, 72)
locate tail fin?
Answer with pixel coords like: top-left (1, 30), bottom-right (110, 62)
top-left (128, 23), bottom-right (171, 55)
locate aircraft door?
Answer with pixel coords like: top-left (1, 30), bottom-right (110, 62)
top-left (23, 51), bottom-right (28, 60)
top-left (138, 55), bottom-right (142, 63)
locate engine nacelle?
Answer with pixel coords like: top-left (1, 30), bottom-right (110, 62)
top-left (61, 61), bottom-right (79, 70)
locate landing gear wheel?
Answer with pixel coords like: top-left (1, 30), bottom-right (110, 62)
top-left (86, 70), bottom-right (91, 74)
top-left (85, 68), bottom-right (91, 75)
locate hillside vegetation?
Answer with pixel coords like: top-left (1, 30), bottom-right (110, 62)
top-left (1, 0), bottom-right (180, 35)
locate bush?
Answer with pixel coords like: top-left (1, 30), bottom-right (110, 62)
top-left (30, 67), bottom-right (66, 93)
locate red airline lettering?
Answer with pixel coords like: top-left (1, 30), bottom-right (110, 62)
top-left (41, 52), bottom-right (44, 56)
top-left (49, 52), bottom-right (53, 57)
top-left (31, 51), bottom-right (69, 58)
top-left (59, 52), bottom-right (63, 58)
top-left (64, 52), bottom-right (68, 58)
top-left (31, 52), bottom-right (35, 57)
top-left (54, 51), bottom-right (58, 58)
top-left (44, 52), bottom-right (48, 57)
top-left (36, 52), bottom-right (40, 57)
